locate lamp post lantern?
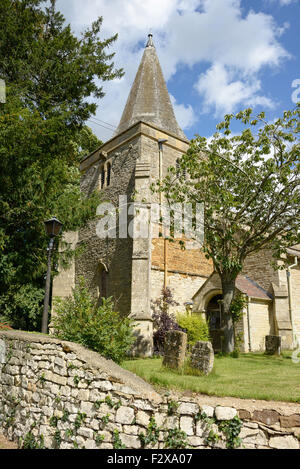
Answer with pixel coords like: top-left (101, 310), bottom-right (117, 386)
top-left (42, 216), bottom-right (63, 334)
top-left (184, 301), bottom-right (194, 317)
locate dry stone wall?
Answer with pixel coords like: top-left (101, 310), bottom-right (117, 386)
top-left (0, 330), bottom-right (299, 450)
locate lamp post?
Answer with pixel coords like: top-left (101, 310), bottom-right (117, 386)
top-left (42, 216), bottom-right (63, 334)
top-left (184, 301), bottom-right (194, 317)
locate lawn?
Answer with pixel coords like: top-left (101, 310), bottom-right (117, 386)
top-left (121, 352), bottom-right (300, 403)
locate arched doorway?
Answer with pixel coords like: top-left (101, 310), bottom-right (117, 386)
top-left (206, 294), bottom-right (223, 352)
top-left (96, 262), bottom-right (109, 306)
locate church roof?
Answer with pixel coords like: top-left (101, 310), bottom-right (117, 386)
top-left (114, 34), bottom-right (187, 140)
top-left (286, 245), bottom-right (300, 257)
top-left (236, 275), bottom-right (273, 300)
top-left (192, 271), bottom-right (272, 302)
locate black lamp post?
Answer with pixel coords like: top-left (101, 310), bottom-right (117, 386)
top-left (42, 216), bottom-right (63, 334)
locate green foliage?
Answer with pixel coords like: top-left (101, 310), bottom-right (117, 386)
top-left (105, 395), bottom-right (114, 408)
top-left (22, 432), bottom-right (44, 449)
top-left (164, 428), bottom-right (188, 449)
top-left (197, 411), bottom-right (242, 449)
top-left (139, 416), bottom-right (160, 448)
top-left (205, 428), bottom-right (220, 446)
top-left (53, 430), bottom-right (62, 449)
top-left (95, 433), bottom-right (105, 446)
top-left (230, 293), bottom-right (247, 357)
top-left (156, 105), bottom-right (300, 353)
top-left (176, 313), bottom-right (210, 349)
top-left (0, 0), bottom-right (124, 120)
top-left (100, 414), bottom-right (110, 426)
top-left (49, 416), bottom-right (59, 427)
top-left (74, 412), bottom-right (86, 430)
top-left (112, 429), bottom-right (126, 449)
top-left (230, 294), bottom-right (247, 324)
top-left (218, 416), bottom-right (243, 449)
top-left (167, 400), bottom-right (179, 416)
top-left (0, 0), bottom-right (122, 331)
top-left (0, 284), bottom-right (44, 331)
top-left (123, 353), bottom-right (300, 402)
top-left (52, 278), bottom-right (136, 364)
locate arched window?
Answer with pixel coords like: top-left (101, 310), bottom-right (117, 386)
top-left (100, 166), bottom-right (105, 189)
top-left (206, 294), bottom-right (223, 352)
top-left (106, 162), bottom-right (111, 187)
top-left (97, 262), bottom-right (108, 305)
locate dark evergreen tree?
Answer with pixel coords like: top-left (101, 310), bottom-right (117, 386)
top-left (0, 0), bottom-right (123, 329)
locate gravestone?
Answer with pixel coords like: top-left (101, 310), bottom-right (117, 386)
top-left (190, 341), bottom-right (214, 375)
top-left (163, 330), bottom-right (187, 369)
top-left (265, 335), bottom-right (281, 355)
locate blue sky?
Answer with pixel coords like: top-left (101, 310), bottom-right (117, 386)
top-left (55, 0), bottom-right (300, 142)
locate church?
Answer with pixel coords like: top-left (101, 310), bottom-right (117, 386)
top-left (52, 35), bottom-right (300, 356)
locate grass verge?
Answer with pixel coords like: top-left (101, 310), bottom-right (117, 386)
top-left (121, 352), bottom-right (300, 403)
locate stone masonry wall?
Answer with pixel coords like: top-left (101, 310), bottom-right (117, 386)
top-left (76, 139), bottom-right (139, 317)
top-left (242, 249), bottom-right (279, 294)
top-left (1, 331), bottom-right (300, 450)
top-left (247, 300), bottom-right (274, 352)
top-left (151, 269), bottom-right (206, 314)
top-left (151, 238), bottom-right (213, 279)
top-left (290, 263), bottom-right (300, 337)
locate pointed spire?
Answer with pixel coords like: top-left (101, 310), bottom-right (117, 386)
top-left (114, 34), bottom-right (186, 140)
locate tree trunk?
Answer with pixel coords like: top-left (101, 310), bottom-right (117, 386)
top-left (221, 276), bottom-right (236, 354)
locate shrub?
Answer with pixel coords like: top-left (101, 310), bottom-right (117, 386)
top-left (176, 313), bottom-right (210, 350)
top-left (151, 288), bottom-right (182, 354)
top-left (0, 284), bottom-right (44, 331)
top-left (52, 278), bottom-right (135, 364)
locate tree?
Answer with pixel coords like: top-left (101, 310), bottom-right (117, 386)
top-left (52, 278), bottom-right (135, 364)
top-left (157, 105), bottom-right (300, 353)
top-left (0, 0), bottom-right (122, 330)
top-left (0, 0), bottom-right (123, 122)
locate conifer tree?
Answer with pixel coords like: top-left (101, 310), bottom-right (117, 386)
top-left (0, 0), bottom-right (123, 329)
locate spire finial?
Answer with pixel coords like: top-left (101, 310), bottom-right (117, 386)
top-left (146, 33), bottom-right (154, 48)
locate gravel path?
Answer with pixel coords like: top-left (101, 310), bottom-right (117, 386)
top-left (0, 434), bottom-right (18, 449)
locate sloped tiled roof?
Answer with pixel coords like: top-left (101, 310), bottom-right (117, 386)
top-left (286, 245), bottom-right (300, 257)
top-left (236, 275), bottom-right (273, 300)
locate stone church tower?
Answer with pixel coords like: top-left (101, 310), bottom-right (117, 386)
top-left (52, 35), bottom-right (213, 356)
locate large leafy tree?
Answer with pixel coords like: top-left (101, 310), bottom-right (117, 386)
top-left (0, 0), bottom-right (123, 329)
top-left (158, 105), bottom-right (300, 353)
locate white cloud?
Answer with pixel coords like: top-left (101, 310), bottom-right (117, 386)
top-left (170, 95), bottom-right (197, 130)
top-left (195, 63), bottom-right (274, 117)
top-left (56, 0), bottom-right (291, 140)
top-left (269, 0), bottom-right (298, 6)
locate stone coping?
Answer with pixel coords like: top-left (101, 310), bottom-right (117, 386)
top-left (168, 390), bottom-right (300, 417)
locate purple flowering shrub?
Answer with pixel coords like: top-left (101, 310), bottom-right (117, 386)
top-left (151, 287), bottom-right (182, 354)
